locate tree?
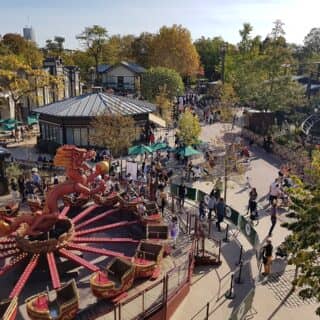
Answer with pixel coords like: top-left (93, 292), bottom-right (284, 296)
top-left (304, 28), bottom-right (320, 54)
top-left (54, 36), bottom-right (65, 53)
top-left (90, 113), bottom-right (137, 156)
top-left (155, 85), bottom-right (172, 124)
top-left (238, 23), bottom-right (253, 53)
top-left (194, 36), bottom-right (225, 80)
top-left (2, 33), bottom-right (28, 55)
top-left (45, 36), bottom-right (65, 55)
top-left (102, 34), bottom-right (135, 65)
top-left (131, 32), bottom-right (155, 68)
top-left (282, 150), bottom-right (320, 316)
top-left (141, 67), bottom-right (184, 101)
top-left (177, 109), bottom-right (201, 146)
top-left (71, 50), bottom-right (95, 82)
top-left (2, 33), bottom-right (43, 68)
top-left (0, 55), bottom-right (57, 119)
top-left (76, 25), bottom-right (108, 76)
top-left (150, 25), bottom-right (200, 77)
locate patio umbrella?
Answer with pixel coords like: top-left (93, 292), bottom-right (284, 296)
top-left (150, 142), bottom-right (168, 152)
top-left (27, 115), bottom-right (39, 126)
top-left (176, 146), bottom-right (201, 157)
top-left (2, 123), bottom-right (15, 131)
top-left (128, 144), bottom-right (153, 156)
top-left (3, 119), bottom-right (22, 125)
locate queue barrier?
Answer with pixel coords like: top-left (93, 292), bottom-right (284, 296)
top-left (171, 183), bottom-right (260, 320)
top-left (170, 183), bottom-right (260, 250)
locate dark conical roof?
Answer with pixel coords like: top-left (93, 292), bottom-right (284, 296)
top-left (34, 93), bottom-right (156, 118)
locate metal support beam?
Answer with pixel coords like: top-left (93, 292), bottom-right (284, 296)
top-left (47, 252), bottom-right (61, 289)
top-left (67, 243), bottom-right (125, 258)
top-left (9, 254), bottom-right (39, 298)
top-left (72, 237), bottom-right (139, 244)
top-left (75, 220), bottom-right (138, 237)
top-left (72, 204), bottom-right (99, 224)
top-left (75, 209), bottom-right (119, 230)
top-left (59, 205), bottom-right (70, 218)
top-left (58, 248), bottom-right (100, 272)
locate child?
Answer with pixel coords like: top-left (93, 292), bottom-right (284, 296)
top-left (170, 216), bottom-right (179, 248)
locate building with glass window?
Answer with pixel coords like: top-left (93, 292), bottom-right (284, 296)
top-left (34, 92), bottom-right (161, 153)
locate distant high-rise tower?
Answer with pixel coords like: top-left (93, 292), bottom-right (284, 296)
top-left (23, 26), bottom-right (36, 42)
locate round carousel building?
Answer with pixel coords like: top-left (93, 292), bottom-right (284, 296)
top-left (34, 92), bottom-right (163, 153)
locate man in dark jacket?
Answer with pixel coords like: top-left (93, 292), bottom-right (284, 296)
top-left (178, 183), bottom-right (187, 208)
top-left (262, 238), bottom-right (273, 275)
top-left (215, 198), bottom-right (225, 232)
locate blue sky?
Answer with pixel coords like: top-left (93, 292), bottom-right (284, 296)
top-left (0, 0), bottom-right (319, 49)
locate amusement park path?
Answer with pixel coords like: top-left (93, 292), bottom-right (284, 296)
top-left (171, 123), bottom-right (319, 320)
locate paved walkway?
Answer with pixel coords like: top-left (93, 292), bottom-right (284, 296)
top-left (171, 123), bottom-right (319, 320)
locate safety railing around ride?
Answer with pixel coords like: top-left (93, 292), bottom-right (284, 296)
top-left (113, 250), bottom-right (193, 320)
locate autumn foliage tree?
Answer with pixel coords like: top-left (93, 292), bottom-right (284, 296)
top-left (177, 109), bottom-right (201, 146)
top-left (155, 85), bottom-right (172, 124)
top-left (150, 25), bottom-right (200, 77)
top-left (0, 55), bottom-right (55, 119)
top-left (90, 113), bottom-right (137, 156)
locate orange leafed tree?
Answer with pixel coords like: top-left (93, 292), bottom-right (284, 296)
top-left (150, 25), bottom-right (200, 77)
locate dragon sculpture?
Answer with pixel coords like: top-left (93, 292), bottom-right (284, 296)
top-left (0, 145), bottom-right (109, 237)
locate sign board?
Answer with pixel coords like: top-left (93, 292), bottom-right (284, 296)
top-left (186, 187), bottom-right (197, 201)
top-left (126, 161), bottom-right (138, 181)
top-left (238, 215), bottom-right (259, 248)
top-left (225, 206), bottom-right (240, 226)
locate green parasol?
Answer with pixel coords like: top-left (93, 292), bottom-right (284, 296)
top-left (128, 144), bottom-right (153, 156)
top-left (176, 146), bottom-right (201, 157)
top-left (27, 115), bottom-right (39, 126)
top-left (150, 142), bottom-right (168, 152)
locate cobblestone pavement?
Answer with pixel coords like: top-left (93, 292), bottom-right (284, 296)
top-left (262, 269), bottom-right (318, 308)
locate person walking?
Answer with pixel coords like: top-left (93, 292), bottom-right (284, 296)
top-left (53, 174), bottom-right (59, 185)
top-left (170, 216), bottom-right (180, 248)
top-left (268, 201), bottom-right (277, 237)
top-left (269, 179), bottom-right (280, 206)
top-left (199, 199), bottom-right (206, 221)
top-left (178, 182), bottom-right (187, 208)
top-left (247, 187), bottom-right (258, 220)
top-left (262, 239), bottom-right (273, 276)
top-left (215, 198), bottom-right (225, 232)
top-left (159, 187), bottom-right (167, 215)
top-left (9, 178), bottom-right (19, 201)
top-left (208, 194), bottom-right (216, 221)
top-left (17, 175), bottom-right (25, 201)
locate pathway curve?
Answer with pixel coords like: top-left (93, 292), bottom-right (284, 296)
top-left (171, 123), bottom-right (319, 320)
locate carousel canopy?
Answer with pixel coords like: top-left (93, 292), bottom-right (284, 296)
top-left (34, 92), bottom-right (157, 118)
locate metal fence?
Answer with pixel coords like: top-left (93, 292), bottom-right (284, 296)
top-left (111, 250), bottom-right (192, 320)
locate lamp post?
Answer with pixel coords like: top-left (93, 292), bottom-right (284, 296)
top-left (220, 42), bottom-right (228, 84)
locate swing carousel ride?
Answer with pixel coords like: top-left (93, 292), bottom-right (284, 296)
top-left (0, 145), bottom-right (176, 320)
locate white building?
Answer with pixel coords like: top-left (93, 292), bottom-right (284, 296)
top-left (98, 61), bottom-right (145, 92)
